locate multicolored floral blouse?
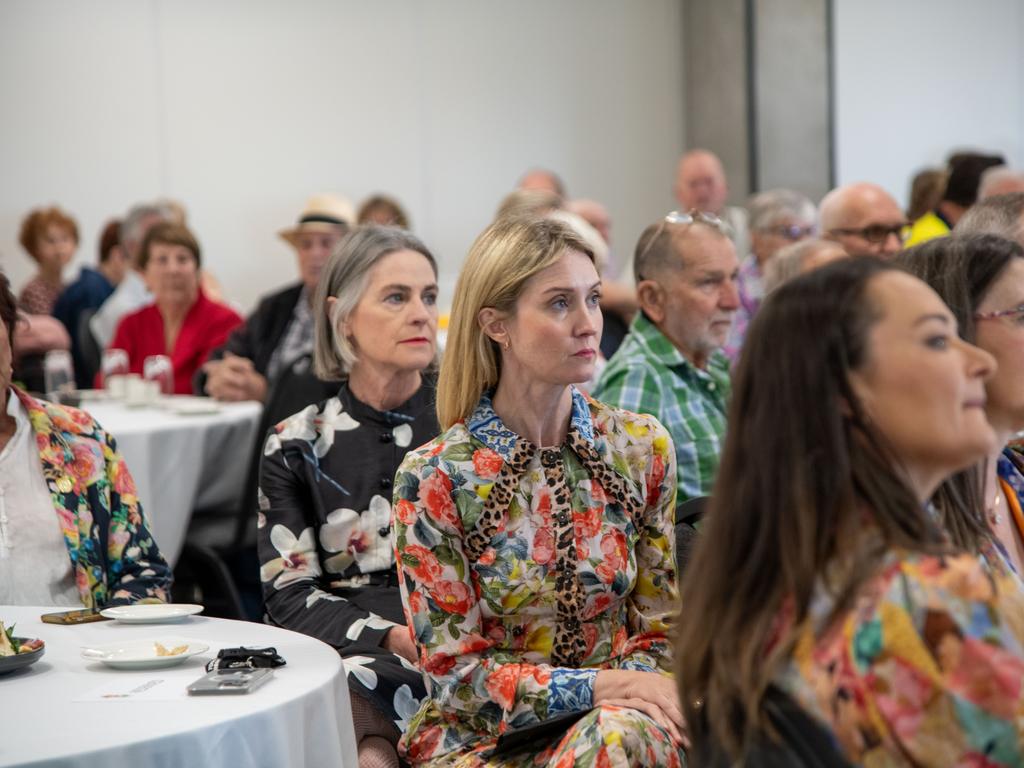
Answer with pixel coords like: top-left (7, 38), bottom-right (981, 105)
top-left (392, 388), bottom-right (680, 766)
top-left (14, 387), bottom-right (171, 607)
top-left (776, 547), bottom-right (1024, 766)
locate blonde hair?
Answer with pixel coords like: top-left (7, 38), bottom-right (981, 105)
top-left (437, 216), bottom-right (594, 428)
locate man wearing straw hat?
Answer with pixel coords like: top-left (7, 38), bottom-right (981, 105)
top-left (196, 194), bottom-right (353, 402)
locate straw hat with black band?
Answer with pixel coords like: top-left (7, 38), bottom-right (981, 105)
top-left (279, 194), bottom-right (356, 246)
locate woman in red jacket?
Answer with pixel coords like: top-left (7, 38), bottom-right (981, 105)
top-left (109, 222), bottom-right (242, 394)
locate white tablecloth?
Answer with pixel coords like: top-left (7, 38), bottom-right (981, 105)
top-left (0, 605), bottom-right (357, 768)
top-left (81, 399), bottom-right (263, 565)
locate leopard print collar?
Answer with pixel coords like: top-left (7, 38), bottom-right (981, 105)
top-left (466, 386), bottom-right (595, 461)
top-left (464, 390), bottom-right (640, 668)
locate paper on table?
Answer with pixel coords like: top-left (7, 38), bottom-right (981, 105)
top-left (74, 677), bottom-right (187, 702)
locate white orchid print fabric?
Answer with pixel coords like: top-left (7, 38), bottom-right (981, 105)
top-left (256, 379), bottom-right (439, 733)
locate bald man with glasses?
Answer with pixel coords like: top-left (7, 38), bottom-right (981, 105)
top-left (820, 182), bottom-right (909, 259)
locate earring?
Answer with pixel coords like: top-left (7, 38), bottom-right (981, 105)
top-left (503, 340), bottom-right (510, 351)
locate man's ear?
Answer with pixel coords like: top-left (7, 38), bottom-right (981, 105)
top-left (636, 280), bottom-right (666, 325)
top-left (477, 307), bottom-right (508, 347)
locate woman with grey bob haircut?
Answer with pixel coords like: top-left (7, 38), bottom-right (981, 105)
top-left (313, 225), bottom-right (438, 378)
top-left (260, 224), bottom-right (441, 768)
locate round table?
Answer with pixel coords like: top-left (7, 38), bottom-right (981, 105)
top-left (80, 397), bottom-right (263, 565)
top-left (0, 605), bottom-right (357, 767)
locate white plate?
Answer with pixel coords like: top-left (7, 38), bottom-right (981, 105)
top-left (100, 603), bottom-right (204, 624)
top-left (80, 638), bottom-right (210, 670)
top-left (163, 395), bottom-right (221, 415)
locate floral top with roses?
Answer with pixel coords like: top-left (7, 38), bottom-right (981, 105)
top-left (11, 387), bottom-right (171, 607)
top-left (391, 388), bottom-right (678, 763)
top-left (257, 378), bottom-right (438, 727)
top-left (776, 546), bottom-right (1024, 766)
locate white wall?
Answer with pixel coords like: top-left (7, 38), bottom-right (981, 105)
top-left (833, 0), bottom-right (1024, 206)
top-left (0, 0), bottom-right (685, 311)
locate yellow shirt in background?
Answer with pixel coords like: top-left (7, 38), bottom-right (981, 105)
top-left (905, 210), bottom-right (950, 247)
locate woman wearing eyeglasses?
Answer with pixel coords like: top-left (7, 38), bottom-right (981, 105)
top-left (726, 189), bottom-right (816, 357)
top-left (900, 234), bottom-right (1024, 574)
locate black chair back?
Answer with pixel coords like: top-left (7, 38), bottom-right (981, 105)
top-left (675, 495), bottom-right (708, 574)
top-left (693, 686), bottom-right (853, 768)
top-left (231, 355), bottom-right (338, 551)
top-left (76, 308), bottom-right (102, 389)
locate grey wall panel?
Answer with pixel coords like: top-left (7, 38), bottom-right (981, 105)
top-left (754, 0), bottom-right (831, 201)
top-left (683, 0), bottom-right (751, 204)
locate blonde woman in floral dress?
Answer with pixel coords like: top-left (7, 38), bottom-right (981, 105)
top-left (257, 227), bottom-right (441, 768)
top-left (392, 216), bottom-right (685, 767)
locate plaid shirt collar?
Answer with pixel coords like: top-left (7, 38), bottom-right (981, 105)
top-left (628, 312), bottom-right (730, 383)
top-left (466, 386), bottom-right (595, 462)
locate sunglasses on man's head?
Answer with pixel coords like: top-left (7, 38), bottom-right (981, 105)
top-left (635, 210), bottom-right (732, 281)
top-left (662, 209), bottom-right (731, 233)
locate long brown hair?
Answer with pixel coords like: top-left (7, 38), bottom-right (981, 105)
top-left (897, 233), bottom-right (1024, 551)
top-left (675, 257), bottom-right (951, 760)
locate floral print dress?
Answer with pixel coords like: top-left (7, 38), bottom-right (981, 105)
top-left (12, 387), bottom-right (171, 607)
top-left (258, 380), bottom-right (438, 729)
top-left (392, 388), bottom-right (683, 767)
top-left (776, 546), bottom-right (1024, 766)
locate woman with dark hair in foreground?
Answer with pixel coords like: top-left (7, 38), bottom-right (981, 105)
top-left (676, 258), bottom-right (1024, 765)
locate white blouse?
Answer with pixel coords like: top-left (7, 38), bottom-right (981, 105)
top-left (0, 392), bottom-right (80, 606)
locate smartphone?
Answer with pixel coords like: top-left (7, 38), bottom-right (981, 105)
top-left (489, 710), bottom-right (591, 757)
top-left (187, 667), bottom-right (273, 696)
top-left (40, 609), bottom-right (110, 625)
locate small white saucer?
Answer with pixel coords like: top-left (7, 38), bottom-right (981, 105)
top-left (81, 638), bottom-right (210, 670)
top-left (163, 395), bottom-right (221, 415)
top-left (100, 603), bottom-right (204, 624)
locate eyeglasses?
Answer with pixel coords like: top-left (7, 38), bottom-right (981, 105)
top-left (663, 209), bottom-right (731, 234)
top-left (636, 210), bottom-right (732, 280)
top-left (975, 304), bottom-right (1024, 326)
top-left (827, 223), bottom-right (910, 244)
top-left (762, 224), bottom-right (816, 241)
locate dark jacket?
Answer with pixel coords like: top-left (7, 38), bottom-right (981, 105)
top-left (258, 379), bottom-right (438, 724)
top-left (192, 282), bottom-right (305, 396)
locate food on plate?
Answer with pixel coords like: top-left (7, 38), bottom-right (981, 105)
top-left (0, 621), bottom-right (44, 656)
top-left (154, 641), bottom-right (188, 657)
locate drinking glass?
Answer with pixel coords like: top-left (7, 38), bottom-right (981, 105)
top-left (43, 350), bottom-right (75, 403)
top-left (143, 355), bottom-right (174, 396)
top-left (101, 348), bottom-right (130, 389)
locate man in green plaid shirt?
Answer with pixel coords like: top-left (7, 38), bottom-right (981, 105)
top-left (593, 211), bottom-right (739, 503)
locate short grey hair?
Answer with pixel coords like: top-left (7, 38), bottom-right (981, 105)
top-left (495, 189), bottom-right (563, 221)
top-left (747, 189), bottom-right (816, 231)
top-left (763, 238), bottom-right (844, 293)
top-left (956, 192), bottom-right (1024, 245)
top-left (120, 202), bottom-right (176, 248)
top-left (978, 167), bottom-right (1024, 200)
top-left (313, 225), bottom-right (437, 380)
